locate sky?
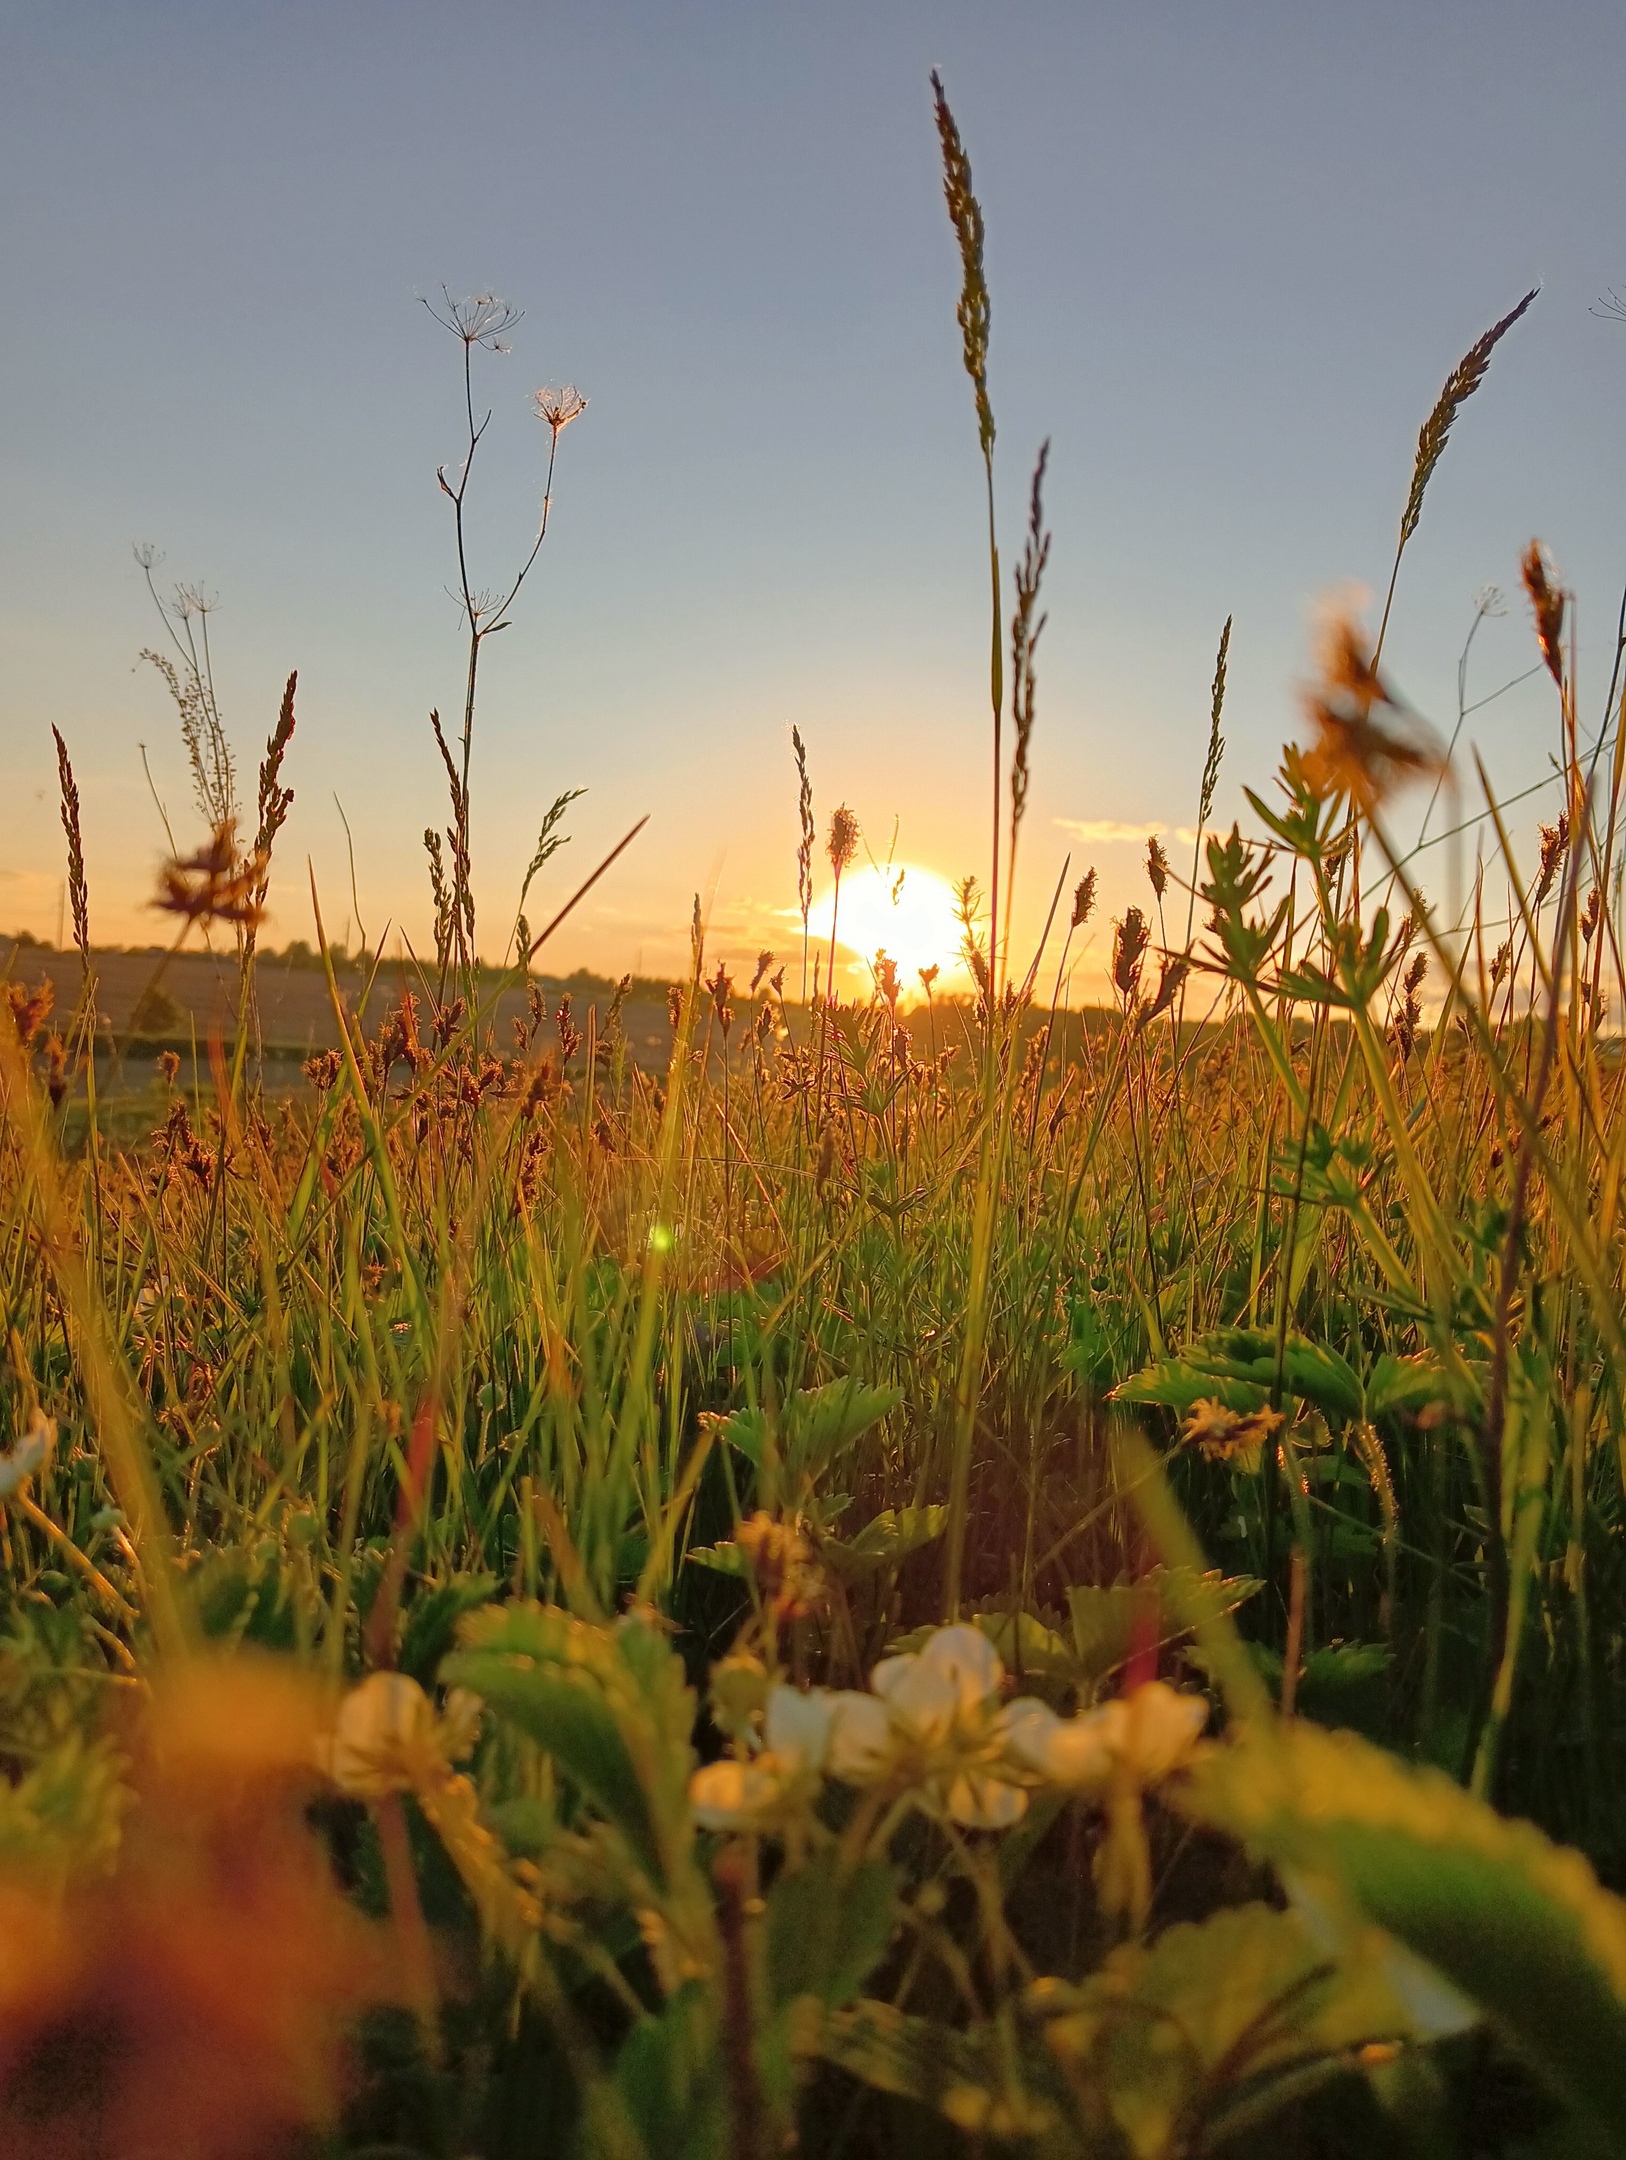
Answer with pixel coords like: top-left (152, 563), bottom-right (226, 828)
top-left (3, 1), bottom-right (1625, 996)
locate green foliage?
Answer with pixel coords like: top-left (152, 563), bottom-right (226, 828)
top-left (1184, 1722), bottom-right (1626, 2147)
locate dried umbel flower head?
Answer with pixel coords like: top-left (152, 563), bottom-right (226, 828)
top-left (158, 1049), bottom-right (181, 1085)
top-left (1071, 868), bottom-right (1097, 929)
top-left (1299, 610), bottom-right (1443, 815)
top-left (154, 820), bottom-right (268, 930)
top-left (918, 962), bottom-right (940, 996)
top-left (1112, 906), bottom-right (1150, 1000)
top-left (424, 288), bottom-right (522, 352)
top-left (535, 383), bottom-right (588, 434)
top-left (1522, 541), bottom-right (1566, 689)
top-left (827, 803), bottom-right (859, 879)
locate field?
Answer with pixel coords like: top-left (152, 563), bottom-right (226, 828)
top-left (4, 85), bottom-right (1626, 2160)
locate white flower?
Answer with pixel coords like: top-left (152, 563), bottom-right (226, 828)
top-left (941, 1771), bottom-right (1028, 1830)
top-left (869, 1625), bottom-right (1031, 1829)
top-left (318, 1672), bottom-right (439, 1800)
top-left (687, 1684), bottom-right (834, 1831)
top-left (1113, 1681), bottom-right (1207, 1783)
top-left (871, 1623), bottom-right (1005, 1749)
top-left (764, 1684), bottom-right (833, 1775)
top-left (0, 1413), bottom-right (53, 1499)
top-left (688, 1757), bottom-right (786, 1831)
top-left (825, 1691), bottom-right (896, 1782)
top-left (997, 1696), bottom-right (1119, 1796)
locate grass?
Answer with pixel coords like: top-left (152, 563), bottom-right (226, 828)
top-left (4, 74), bottom-right (1626, 2160)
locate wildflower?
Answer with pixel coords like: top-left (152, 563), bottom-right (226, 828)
top-left (154, 820), bottom-right (268, 930)
top-left (424, 289), bottom-right (522, 352)
top-left (749, 949), bottom-right (775, 995)
top-left (1071, 869), bottom-right (1097, 929)
top-left (869, 1624), bottom-right (1027, 1828)
top-left (918, 962), bottom-right (940, 996)
top-left (874, 949), bottom-right (901, 1012)
top-left (1300, 612), bottom-right (1442, 815)
top-left (1180, 1396), bottom-right (1283, 1471)
top-left (689, 1683), bottom-right (844, 1831)
top-left (535, 383), bottom-right (588, 433)
top-left (0, 1413), bottom-right (53, 1500)
top-left (317, 1672), bottom-right (479, 1802)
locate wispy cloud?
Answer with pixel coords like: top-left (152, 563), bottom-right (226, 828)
top-left (1054, 817), bottom-right (1167, 845)
top-left (1053, 819), bottom-right (1219, 851)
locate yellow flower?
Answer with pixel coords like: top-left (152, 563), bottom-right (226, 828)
top-left (1180, 1396), bottom-right (1282, 1469)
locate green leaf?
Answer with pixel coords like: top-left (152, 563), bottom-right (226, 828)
top-left (1066, 1566), bottom-right (1262, 1689)
top-left (442, 1602), bottom-right (695, 1894)
top-left (1038, 1901), bottom-right (1420, 2160)
top-left (444, 1646), bottom-right (664, 1885)
top-left (822, 1505), bottom-right (947, 1581)
top-left (783, 1378), bottom-right (903, 1484)
top-left (815, 2001), bottom-right (1059, 2141)
top-left (682, 1540), bottom-right (751, 1579)
top-left (766, 1853), bottom-right (897, 2009)
top-left (614, 1984), bottom-right (725, 2160)
top-left (1182, 1721), bottom-right (1626, 2146)
top-left (1113, 1328), bottom-right (1362, 1425)
top-left (398, 1572), bottom-right (498, 1686)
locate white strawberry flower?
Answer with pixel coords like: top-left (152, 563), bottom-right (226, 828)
top-left (870, 1623), bottom-right (1004, 1749)
top-left (319, 1672), bottom-right (439, 1800)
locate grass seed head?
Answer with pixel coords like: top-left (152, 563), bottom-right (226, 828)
top-left (1522, 541), bottom-right (1566, 688)
top-left (827, 803), bottom-right (859, 879)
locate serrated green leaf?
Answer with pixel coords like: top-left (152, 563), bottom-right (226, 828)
top-left (1039, 1901), bottom-right (1418, 2160)
top-left (684, 1541), bottom-right (750, 1584)
top-left (1066, 1567), bottom-right (1262, 1688)
top-left (766, 1852), bottom-right (897, 2008)
top-left (398, 1571), bottom-right (498, 1686)
top-left (822, 1504), bottom-right (947, 1580)
top-left (815, 2001), bottom-right (1059, 2140)
top-left (1182, 1721), bottom-right (1626, 2145)
top-left (1113, 1329), bottom-right (1362, 1425)
top-left (443, 1647), bottom-right (664, 1886)
top-left (784, 1378), bottom-right (903, 1483)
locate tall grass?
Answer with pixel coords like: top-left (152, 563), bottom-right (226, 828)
top-left (2, 72), bottom-right (1626, 2160)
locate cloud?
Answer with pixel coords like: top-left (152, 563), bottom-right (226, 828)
top-left (1053, 818), bottom-right (1167, 845)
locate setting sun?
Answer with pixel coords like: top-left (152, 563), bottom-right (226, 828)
top-left (805, 861), bottom-right (968, 995)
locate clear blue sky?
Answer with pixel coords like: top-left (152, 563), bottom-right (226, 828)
top-left (3, 2), bottom-right (1624, 988)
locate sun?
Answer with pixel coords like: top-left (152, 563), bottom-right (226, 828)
top-left (805, 863), bottom-right (967, 997)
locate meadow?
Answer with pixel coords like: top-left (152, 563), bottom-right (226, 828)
top-left (3, 79), bottom-right (1626, 2160)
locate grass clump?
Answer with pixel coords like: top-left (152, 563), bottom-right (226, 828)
top-left (4, 74), bottom-right (1626, 2160)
